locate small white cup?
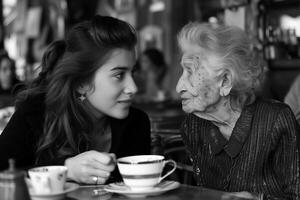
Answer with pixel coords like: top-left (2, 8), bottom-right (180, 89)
top-left (28, 166), bottom-right (68, 194)
top-left (117, 155), bottom-right (176, 191)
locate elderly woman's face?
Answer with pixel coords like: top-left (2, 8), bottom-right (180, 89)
top-left (176, 43), bottom-right (222, 114)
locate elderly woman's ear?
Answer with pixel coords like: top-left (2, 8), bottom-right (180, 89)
top-left (219, 70), bottom-right (232, 97)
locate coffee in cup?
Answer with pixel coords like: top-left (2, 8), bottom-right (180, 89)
top-left (117, 155), bottom-right (176, 191)
top-left (28, 166), bottom-right (67, 194)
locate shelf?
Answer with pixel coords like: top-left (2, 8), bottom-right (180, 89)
top-left (261, 0), bottom-right (300, 10)
top-left (268, 59), bottom-right (300, 70)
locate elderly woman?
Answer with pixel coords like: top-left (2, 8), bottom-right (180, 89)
top-left (176, 22), bottom-right (300, 200)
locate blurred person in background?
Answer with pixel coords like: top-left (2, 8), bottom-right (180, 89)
top-left (0, 53), bottom-right (23, 125)
top-left (176, 22), bottom-right (300, 200)
top-left (0, 52), bottom-right (22, 108)
top-left (0, 15), bottom-right (151, 185)
top-left (135, 48), bottom-right (169, 102)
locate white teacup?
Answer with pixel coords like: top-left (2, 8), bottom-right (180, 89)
top-left (117, 155), bottom-right (176, 191)
top-left (28, 166), bottom-right (68, 194)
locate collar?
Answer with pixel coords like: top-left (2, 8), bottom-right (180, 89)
top-left (207, 101), bottom-right (256, 158)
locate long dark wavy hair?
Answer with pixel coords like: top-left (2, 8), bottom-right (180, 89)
top-left (16, 15), bottom-right (137, 163)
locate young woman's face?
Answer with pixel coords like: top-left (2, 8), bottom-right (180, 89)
top-left (176, 42), bottom-right (222, 114)
top-left (85, 48), bottom-right (137, 119)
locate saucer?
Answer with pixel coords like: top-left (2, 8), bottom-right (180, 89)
top-left (104, 181), bottom-right (180, 198)
top-left (29, 182), bottom-right (79, 200)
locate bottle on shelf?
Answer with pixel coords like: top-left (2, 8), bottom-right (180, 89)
top-left (287, 29), bottom-right (298, 58)
top-left (264, 26), bottom-right (277, 60)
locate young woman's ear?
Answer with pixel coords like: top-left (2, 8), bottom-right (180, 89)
top-left (77, 84), bottom-right (90, 95)
top-left (219, 70), bottom-right (233, 97)
top-left (77, 85), bottom-right (90, 101)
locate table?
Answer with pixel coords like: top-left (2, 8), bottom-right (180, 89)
top-left (66, 184), bottom-right (248, 200)
top-left (0, 106), bottom-right (15, 135)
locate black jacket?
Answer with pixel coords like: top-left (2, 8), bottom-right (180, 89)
top-left (0, 94), bottom-right (151, 176)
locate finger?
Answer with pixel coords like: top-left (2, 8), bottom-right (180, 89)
top-left (86, 167), bottom-right (111, 179)
top-left (90, 151), bottom-right (115, 165)
top-left (230, 192), bottom-right (254, 199)
top-left (91, 176), bottom-right (107, 185)
top-left (80, 175), bottom-right (107, 185)
top-left (88, 159), bottom-right (116, 172)
top-left (90, 161), bottom-right (116, 172)
top-left (72, 164), bottom-right (110, 185)
top-left (221, 194), bottom-right (246, 200)
top-left (109, 153), bottom-right (116, 164)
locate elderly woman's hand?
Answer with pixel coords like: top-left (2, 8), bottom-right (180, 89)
top-left (65, 150), bottom-right (116, 184)
top-left (222, 191), bottom-right (262, 200)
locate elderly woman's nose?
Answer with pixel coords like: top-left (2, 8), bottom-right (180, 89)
top-left (176, 76), bottom-right (186, 94)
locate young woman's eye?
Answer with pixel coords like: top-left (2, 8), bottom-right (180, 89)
top-left (115, 72), bottom-right (125, 80)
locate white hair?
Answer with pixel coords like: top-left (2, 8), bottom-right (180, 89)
top-left (177, 22), bottom-right (264, 108)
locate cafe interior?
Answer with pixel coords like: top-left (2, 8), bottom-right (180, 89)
top-left (0, 0), bottom-right (300, 199)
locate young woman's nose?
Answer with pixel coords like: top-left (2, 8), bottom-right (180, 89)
top-left (124, 76), bottom-right (138, 95)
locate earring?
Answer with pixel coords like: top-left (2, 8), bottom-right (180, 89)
top-left (79, 93), bottom-right (86, 102)
top-left (220, 90), bottom-right (225, 97)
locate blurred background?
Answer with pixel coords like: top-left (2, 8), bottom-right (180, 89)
top-left (0, 0), bottom-right (298, 102)
top-left (0, 0), bottom-right (299, 185)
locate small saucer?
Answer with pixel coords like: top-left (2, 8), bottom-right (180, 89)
top-left (29, 182), bottom-right (79, 200)
top-left (104, 181), bottom-right (180, 198)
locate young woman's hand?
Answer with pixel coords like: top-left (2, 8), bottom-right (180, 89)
top-left (65, 150), bottom-right (116, 184)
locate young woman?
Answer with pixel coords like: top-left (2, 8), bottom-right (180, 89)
top-left (0, 15), bottom-right (151, 185)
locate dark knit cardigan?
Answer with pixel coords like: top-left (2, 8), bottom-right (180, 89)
top-left (181, 98), bottom-right (300, 200)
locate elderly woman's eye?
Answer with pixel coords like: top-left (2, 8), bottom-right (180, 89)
top-left (182, 63), bottom-right (191, 68)
top-left (182, 59), bottom-right (194, 67)
top-left (182, 54), bottom-right (200, 61)
top-left (183, 61), bottom-right (196, 72)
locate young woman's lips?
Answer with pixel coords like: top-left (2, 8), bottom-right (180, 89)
top-left (118, 99), bottom-right (132, 105)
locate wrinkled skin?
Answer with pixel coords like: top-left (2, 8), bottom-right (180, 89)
top-left (176, 41), bottom-right (241, 136)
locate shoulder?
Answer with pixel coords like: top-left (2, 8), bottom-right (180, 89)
top-left (15, 93), bottom-right (45, 116)
top-left (254, 98), bottom-right (293, 115)
top-left (252, 98), bottom-right (298, 137)
top-left (251, 98), bottom-right (296, 127)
